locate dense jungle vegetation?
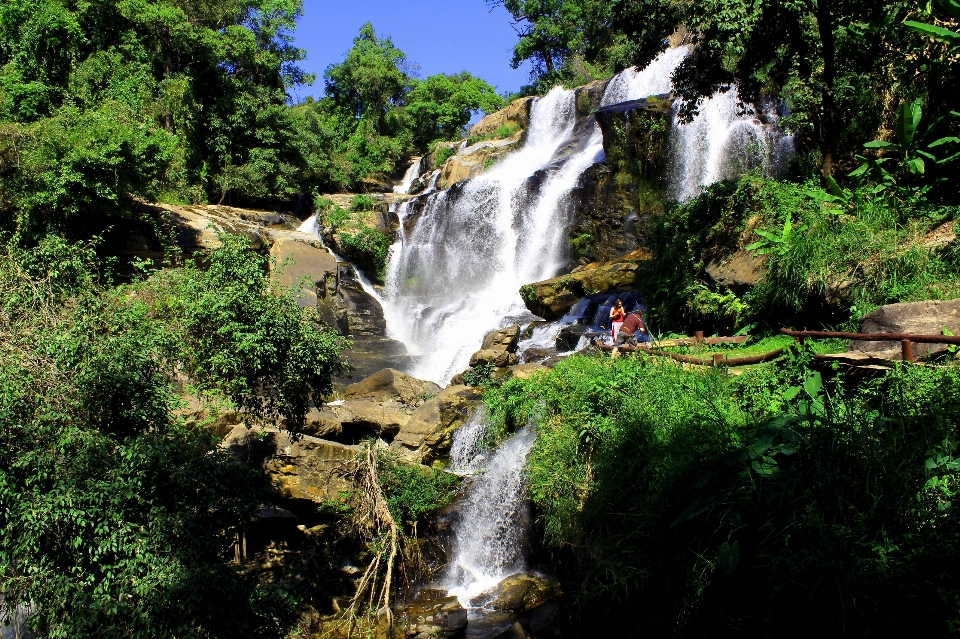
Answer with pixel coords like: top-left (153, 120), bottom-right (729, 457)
top-left (3, 0), bottom-right (960, 636)
top-left (476, 0), bottom-right (960, 636)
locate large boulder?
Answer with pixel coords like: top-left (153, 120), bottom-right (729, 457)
top-left (437, 135), bottom-right (523, 188)
top-left (469, 96), bottom-right (534, 138)
top-left (468, 325), bottom-right (520, 368)
top-left (268, 235), bottom-right (343, 329)
top-left (391, 385), bottom-right (482, 463)
top-left (345, 368), bottom-right (441, 405)
top-left (704, 250), bottom-right (766, 293)
top-left (339, 399), bottom-right (410, 438)
top-left (223, 425), bottom-right (362, 503)
top-left (489, 573), bottom-right (563, 613)
top-left (848, 299), bottom-right (960, 360)
top-left (259, 428), bottom-right (361, 502)
top-left (520, 250), bottom-right (649, 320)
top-left (469, 349), bottom-right (519, 368)
top-left (482, 324), bottom-right (520, 352)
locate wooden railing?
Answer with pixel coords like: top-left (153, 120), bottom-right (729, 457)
top-left (780, 328), bottom-right (960, 363)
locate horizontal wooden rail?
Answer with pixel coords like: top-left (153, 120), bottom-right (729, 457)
top-left (595, 342), bottom-right (786, 366)
top-left (780, 328), bottom-right (960, 345)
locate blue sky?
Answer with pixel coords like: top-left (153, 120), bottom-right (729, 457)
top-left (290, 0), bottom-right (532, 102)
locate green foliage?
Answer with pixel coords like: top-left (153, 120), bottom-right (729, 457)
top-left (305, 23), bottom-right (502, 191)
top-left (0, 0), bottom-right (316, 240)
top-left (905, 0), bottom-right (960, 46)
top-left (406, 72), bottom-right (504, 148)
top-left (461, 362), bottom-right (499, 389)
top-left (487, 353), bottom-right (960, 635)
top-left (744, 213), bottom-right (808, 255)
top-left (431, 144), bottom-right (458, 168)
top-left (350, 194), bottom-right (378, 211)
top-left (0, 234), bottom-right (345, 637)
top-left (495, 0), bottom-right (960, 186)
top-left (141, 233), bottom-right (348, 432)
top-left (375, 452), bottom-right (460, 527)
top-left (850, 100), bottom-right (960, 199)
top-left (640, 174), bottom-right (960, 334)
top-left (338, 227), bottom-right (393, 282)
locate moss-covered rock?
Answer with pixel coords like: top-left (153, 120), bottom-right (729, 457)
top-left (567, 97), bottom-right (671, 267)
top-left (519, 249), bottom-right (651, 320)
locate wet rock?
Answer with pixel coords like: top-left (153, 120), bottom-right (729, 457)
top-left (391, 385), bottom-right (482, 463)
top-left (345, 368), bottom-right (441, 406)
top-left (848, 299), bottom-right (960, 360)
top-left (490, 573), bottom-right (563, 613)
top-left (399, 594), bottom-right (468, 638)
top-left (520, 250), bottom-right (650, 320)
top-left (437, 135), bottom-right (523, 188)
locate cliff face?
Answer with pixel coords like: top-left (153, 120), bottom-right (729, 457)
top-left (568, 96), bottom-right (672, 267)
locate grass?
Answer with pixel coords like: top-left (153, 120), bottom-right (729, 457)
top-left (467, 122), bottom-right (522, 147)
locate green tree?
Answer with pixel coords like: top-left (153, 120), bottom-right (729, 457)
top-left (0, 0), bottom-right (313, 241)
top-left (323, 22), bottom-right (409, 133)
top-left (0, 234), bottom-right (345, 637)
top-left (405, 72), bottom-right (504, 147)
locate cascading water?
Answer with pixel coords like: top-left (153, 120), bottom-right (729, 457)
top-left (443, 425), bottom-right (536, 608)
top-left (449, 407), bottom-right (490, 475)
top-left (599, 44), bottom-right (792, 202)
top-left (393, 156), bottom-right (423, 194)
top-left (600, 45), bottom-right (690, 107)
top-left (667, 88), bottom-right (793, 202)
top-left (378, 86), bottom-right (605, 384)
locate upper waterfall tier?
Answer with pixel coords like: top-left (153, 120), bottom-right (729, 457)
top-left (368, 45), bottom-right (792, 385)
top-left (379, 86), bottom-right (605, 384)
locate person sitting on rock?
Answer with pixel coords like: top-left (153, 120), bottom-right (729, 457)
top-left (615, 309), bottom-right (648, 347)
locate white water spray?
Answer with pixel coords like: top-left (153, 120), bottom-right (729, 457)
top-left (443, 425), bottom-right (536, 608)
top-left (378, 87), bottom-right (605, 384)
top-left (393, 156), bottom-right (423, 194)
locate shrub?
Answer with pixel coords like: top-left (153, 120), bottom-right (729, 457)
top-left (485, 352), bottom-right (960, 636)
top-left (350, 194), bottom-right (378, 211)
top-left (0, 235), bottom-right (342, 637)
top-left (376, 451), bottom-right (460, 528)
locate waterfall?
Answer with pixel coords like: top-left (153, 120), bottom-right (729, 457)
top-left (449, 407), bottom-right (490, 474)
top-left (667, 88), bottom-right (793, 201)
top-left (599, 44), bottom-right (793, 202)
top-left (443, 425), bottom-right (536, 608)
top-left (393, 156), bottom-right (423, 194)
top-left (600, 45), bottom-right (690, 107)
top-left (377, 86), bottom-right (605, 384)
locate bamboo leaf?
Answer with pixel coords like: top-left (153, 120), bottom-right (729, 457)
top-left (896, 101), bottom-right (922, 147)
top-left (904, 20), bottom-right (960, 45)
